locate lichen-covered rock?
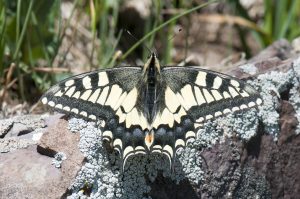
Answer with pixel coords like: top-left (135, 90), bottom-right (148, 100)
top-left (65, 40), bottom-right (300, 198)
top-left (0, 137), bottom-right (37, 153)
top-left (0, 114), bottom-right (87, 199)
top-left (0, 115), bottom-right (46, 153)
top-left (0, 146), bottom-right (63, 199)
top-left (0, 118), bottom-right (13, 138)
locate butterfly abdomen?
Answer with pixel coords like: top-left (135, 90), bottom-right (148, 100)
top-left (143, 53), bottom-right (162, 121)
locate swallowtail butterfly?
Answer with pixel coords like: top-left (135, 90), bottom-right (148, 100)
top-left (41, 52), bottom-right (262, 170)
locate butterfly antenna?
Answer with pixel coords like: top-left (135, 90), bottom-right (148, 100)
top-left (124, 29), bottom-right (153, 54)
top-left (167, 28), bottom-right (182, 43)
top-left (156, 27), bottom-right (182, 65)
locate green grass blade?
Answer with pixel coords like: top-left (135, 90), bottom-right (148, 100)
top-left (0, 6), bottom-right (7, 76)
top-left (278, 0), bottom-right (298, 39)
top-left (50, 0), bottom-right (80, 66)
top-left (16, 0), bottom-right (21, 44)
top-left (263, 0), bottom-right (273, 36)
top-left (14, 0), bottom-right (34, 101)
top-left (13, 0), bottom-right (34, 60)
top-left (121, 0), bottom-right (219, 60)
top-left (274, 0), bottom-right (287, 39)
top-left (104, 29), bottom-right (123, 67)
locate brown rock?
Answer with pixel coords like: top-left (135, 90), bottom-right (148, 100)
top-left (37, 116), bottom-right (85, 184)
top-left (0, 115), bottom-right (85, 199)
top-left (200, 139), bottom-right (246, 198)
top-left (249, 39), bottom-right (294, 63)
top-left (0, 146), bottom-right (63, 199)
top-left (243, 101), bottom-right (300, 198)
top-left (229, 40), bottom-right (296, 79)
top-left (278, 100), bottom-right (299, 145)
top-left (37, 116), bottom-right (81, 158)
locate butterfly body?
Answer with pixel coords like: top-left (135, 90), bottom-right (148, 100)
top-left (41, 53), bottom-right (262, 170)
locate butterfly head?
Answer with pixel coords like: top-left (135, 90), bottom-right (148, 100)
top-left (143, 52), bottom-right (161, 75)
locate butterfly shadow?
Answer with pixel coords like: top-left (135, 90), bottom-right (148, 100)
top-left (105, 151), bottom-right (202, 199)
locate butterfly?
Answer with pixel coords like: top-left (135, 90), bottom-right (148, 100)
top-left (41, 52), bottom-right (262, 170)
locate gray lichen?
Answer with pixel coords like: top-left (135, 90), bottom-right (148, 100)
top-left (256, 70), bottom-right (294, 139)
top-left (52, 152), bottom-right (67, 168)
top-left (217, 109), bottom-right (259, 141)
top-left (241, 62), bottom-right (300, 139)
top-left (0, 137), bottom-right (37, 153)
top-left (290, 57), bottom-right (300, 134)
top-left (239, 63), bottom-right (258, 75)
top-left (233, 167), bottom-right (271, 198)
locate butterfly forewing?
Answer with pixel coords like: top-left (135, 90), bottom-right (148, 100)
top-left (41, 67), bottom-right (142, 120)
top-left (162, 67), bottom-right (262, 124)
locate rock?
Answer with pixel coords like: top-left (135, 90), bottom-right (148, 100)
top-left (5, 122), bottom-right (32, 137)
top-left (0, 137), bottom-right (36, 153)
top-left (150, 176), bottom-right (200, 199)
top-left (0, 146), bottom-right (65, 199)
top-left (242, 106), bottom-right (300, 198)
top-left (37, 116), bottom-right (83, 160)
top-left (278, 100), bottom-right (299, 144)
top-left (0, 115), bottom-right (46, 153)
top-left (0, 115), bottom-right (85, 199)
top-left (229, 40), bottom-right (296, 79)
top-left (0, 118), bottom-right (13, 138)
top-left (199, 139), bottom-right (270, 198)
top-left (4, 115), bottom-right (46, 137)
top-left (248, 39), bottom-right (294, 63)
top-left (233, 71), bottom-right (300, 198)
top-left (37, 116), bottom-right (85, 193)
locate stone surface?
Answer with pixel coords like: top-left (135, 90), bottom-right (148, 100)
top-left (0, 137), bottom-right (37, 153)
top-left (4, 115), bottom-right (46, 138)
top-left (37, 116), bottom-right (82, 159)
top-left (0, 115), bottom-right (85, 199)
top-left (37, 116), bottom-right (85, 194)
top-left (242, 100), bottom-right (300, 198)
top-left (0, 118), bottom-right (13, 138)
top-left (0, 146), bottom-right (62, 199)
top-left (249, 39), bottom-right (294, 63)
top-left (0, 115), bottom-right (46, 153)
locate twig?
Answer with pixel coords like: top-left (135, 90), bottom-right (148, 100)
top-left (197, 14), bottom-right (268, 36)
top-left (33, 67), bottom-right (69, 73)
top-left (0, 63), bottom-right (16, 104)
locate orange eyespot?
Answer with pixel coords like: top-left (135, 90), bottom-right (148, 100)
top-left (145, 133), bottom-right (154, 144)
